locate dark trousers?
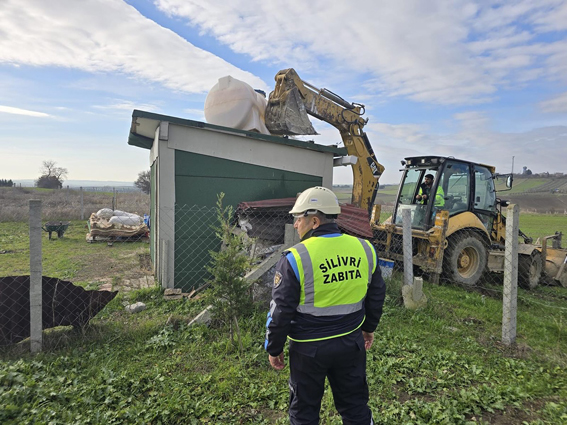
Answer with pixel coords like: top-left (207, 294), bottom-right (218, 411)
top-left (288, 332), bottom-right (372, 425)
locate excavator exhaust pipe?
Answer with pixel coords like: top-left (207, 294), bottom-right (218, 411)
top-left (265, 88), bottom-right (318, 136)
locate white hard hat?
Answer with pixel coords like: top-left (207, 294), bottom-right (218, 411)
top-left (289, 186), bottom-right (341, 216)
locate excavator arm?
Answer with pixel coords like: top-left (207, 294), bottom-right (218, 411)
top-left (264, 68), bottom-right (384, 214)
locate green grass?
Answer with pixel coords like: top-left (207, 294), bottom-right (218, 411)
top-left (1, 276), bottom-right (566, 424)
top-left (0, 220), bottom-right (150, 286)
top-left (518, 214), bottom-right (567, 241)
top-left (494, 178), bottom-right (549, 194)
top-left (335, 177), bottom-right (567, 214)
top-left (1, 222), bottom-right (567, 424)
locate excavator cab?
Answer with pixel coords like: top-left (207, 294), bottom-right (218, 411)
top-left (374, 156), bottom-right (504, 286)
top-left (391, 156), bottom-right (497, 233)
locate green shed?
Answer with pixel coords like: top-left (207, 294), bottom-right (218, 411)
top-left (128, 109), bottom-right (347, 292)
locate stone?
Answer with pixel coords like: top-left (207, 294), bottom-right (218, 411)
top-left (125, 301), bottom-right (146, 313)
top-left (164, 288), bottom-right (182, 296)
top-left (188, 305), bottom-right (213, 327)
top-left (402, 277), bottom-right (428, 310)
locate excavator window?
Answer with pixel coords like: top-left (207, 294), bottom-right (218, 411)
top-left (394, 168), bottom-right (438, 229)
top-left (473, 165), bottom-right (497, 213)
top-left (441, 161), bottom-right (470, 216)
top-left (473, 165), bottom-right (497, 233)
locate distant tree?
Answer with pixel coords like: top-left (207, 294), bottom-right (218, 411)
top-left (36, 160), bottom-right (68, 189)
top-left (134, 170), bottom-right (151, 194)
top-left (0, 179), bottom-right (13, 187)
top-left (525, 169), bottom-right (533, 176)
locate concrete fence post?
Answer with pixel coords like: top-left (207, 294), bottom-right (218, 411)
top-left (402, 208), bottom-right (414, 286)
top-left (80, 187), bottom-right (84, 220)
top-left (502, 203), bottom-right (519, 346)
top-left (29, 200), bottom-right (43, 353)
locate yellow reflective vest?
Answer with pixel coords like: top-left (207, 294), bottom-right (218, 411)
top-left (286, 234), bottom-right (376, 341)
top-left (418, 184), bottom-right (445, 206)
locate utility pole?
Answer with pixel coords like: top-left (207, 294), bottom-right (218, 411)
top-left (511, 156), bottom-right (515, 175)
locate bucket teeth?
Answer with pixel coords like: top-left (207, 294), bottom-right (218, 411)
top-left (265, 87), bottom-right (318, 136)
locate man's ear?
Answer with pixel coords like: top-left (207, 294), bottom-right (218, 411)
top-left (312, 216), bottom-right (321, 229)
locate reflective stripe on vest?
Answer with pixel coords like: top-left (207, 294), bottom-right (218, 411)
top-left (289, 235), bottom-right (376, 316)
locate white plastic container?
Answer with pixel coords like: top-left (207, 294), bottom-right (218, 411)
top-left (109, 215), bottom-right (142, 227)
top-left (204, 76), bottom-right (270, 135)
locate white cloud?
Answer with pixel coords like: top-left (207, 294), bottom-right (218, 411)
top-left (93, 100), bottom-right (161, 112)
top-left (183, 108), bottom-right (206, 121)
top-left (156, 0), bottom-right (567, 105)
top-left (531, 0), bottom-right (567, 32)
top-left (0, 105), bottom-right (51, 117)
top-left (0, 0), bottom-right (269, 94)
top-left (539, 92), bottom-right (567, 113)
top-left (333, 118), bottom-right (567, 184)
top-left (453, 111), bottom-right (491, 133)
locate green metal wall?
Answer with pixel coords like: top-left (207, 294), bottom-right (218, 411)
top-left (174, 150), bottom-right (322, 291)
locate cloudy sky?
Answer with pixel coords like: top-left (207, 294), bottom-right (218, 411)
top-left (1, 0), bottom-right (566, 185)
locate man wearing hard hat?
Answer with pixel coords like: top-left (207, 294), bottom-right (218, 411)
top-left (265, 186), bottom-right (386, 424)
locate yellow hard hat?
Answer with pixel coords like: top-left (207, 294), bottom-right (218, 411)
top-left (289, 186), bottom-right (341, 216)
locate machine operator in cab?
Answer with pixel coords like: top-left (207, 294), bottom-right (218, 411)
top-left (264, 186), bottom-right (386, 424)
top-left (416, 173), bottom-right (445, 207)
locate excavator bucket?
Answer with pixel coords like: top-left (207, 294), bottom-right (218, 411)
top-left (265, 87), bottom-right (318, 136)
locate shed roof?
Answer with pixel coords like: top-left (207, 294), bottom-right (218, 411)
top-left (128, 109), bottom-right (347, 156)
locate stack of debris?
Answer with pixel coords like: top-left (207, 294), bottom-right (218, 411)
top-left (87, 208), bottom-right (149, 242)
top-left (163, 288), bottom-right (202, 301)
top-left (235, 198), bottom-right (372, 241)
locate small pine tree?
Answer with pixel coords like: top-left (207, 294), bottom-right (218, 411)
top-left (205, 193), bottom-right (254, 353)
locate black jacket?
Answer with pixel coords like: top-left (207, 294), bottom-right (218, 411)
top-left (265, 223), bottom-right (386, 356)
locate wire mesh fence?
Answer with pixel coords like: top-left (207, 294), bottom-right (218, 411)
top-left (1, 195), bottom-right (566, 354)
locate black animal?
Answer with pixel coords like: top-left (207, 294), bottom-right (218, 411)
top-left (0, 276), bottom-right (118, 345)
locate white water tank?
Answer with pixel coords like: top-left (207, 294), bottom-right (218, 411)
top-left (204, 76), bottom-right (270, 135)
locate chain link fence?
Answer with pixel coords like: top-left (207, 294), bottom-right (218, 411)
top-left (0, 187), bottom-right (151, 352)
top-left (1, 192), bottom-right (565, 354)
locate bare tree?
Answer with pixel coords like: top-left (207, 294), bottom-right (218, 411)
top-left (135, 170), bottom-right (151, 194)
top-left (36, 160), bottom-right (68, 189)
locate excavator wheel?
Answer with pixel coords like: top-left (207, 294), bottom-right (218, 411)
top-left (444, 233), bottom-right (488, 287)
top-left (518, 252), bottom-right (542, 290)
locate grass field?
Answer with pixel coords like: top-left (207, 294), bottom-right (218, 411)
top-left (1, 185), bottom-right (566, 422)
top-left (1, 217), bottom-right (567, 423)
top-left (334, 180), bottom-right (567, 215)
top-left (519, 214), bottom-right (567, 241)
top-left (0, 186), bottom-right (149, 222)
top-left (0, 220), bottom-right (150, 288)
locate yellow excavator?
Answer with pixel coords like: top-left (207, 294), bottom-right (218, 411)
top-left (264, 68), bottom-right (384, 215)
top-left (370, 155), bottom-right (567, 288)
top-left (263, 68), bottom-right (567, 289)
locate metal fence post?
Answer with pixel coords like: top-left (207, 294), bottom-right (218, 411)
top-left (29, 200), bottom-right (43, 353)
top-left (402, 208), bottom-right (414, 286)
top-left (502, 203), bottom-right (519, 345)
